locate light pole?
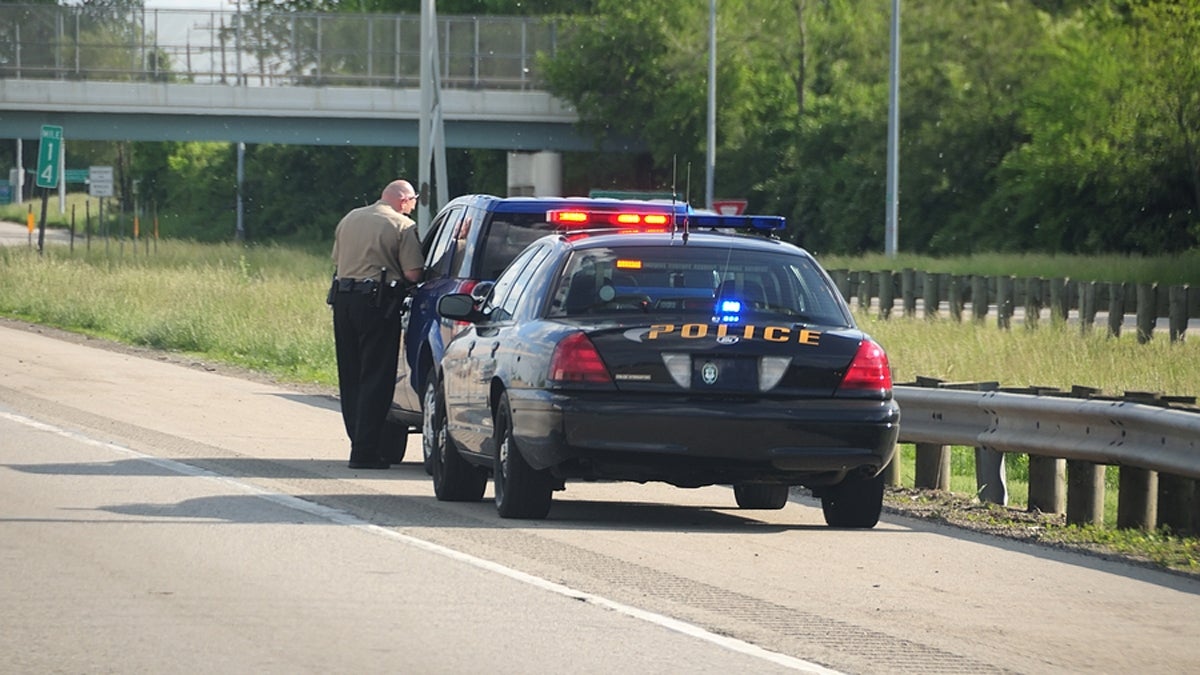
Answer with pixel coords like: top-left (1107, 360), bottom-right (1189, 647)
top-left (705, 0), bottom-right (716, 210)
top-left (885, 0), bottom-right (900, 258)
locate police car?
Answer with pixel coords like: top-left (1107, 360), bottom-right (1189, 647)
top-left (425, 207), bottom-right (901, 526)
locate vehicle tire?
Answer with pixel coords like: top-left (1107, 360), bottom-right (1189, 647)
top-left (493, 392), bottom-right (552, 519)
top-left (381, 419), bottom-right (408, 464)
top-left (733, 483), bottom-right (789, 510)
top-left (421, 375), bottom-right (438, 475)
top-left (820, 472), bottom-right (885, 528)
top-left (427, 374), bottom-right (487, 502)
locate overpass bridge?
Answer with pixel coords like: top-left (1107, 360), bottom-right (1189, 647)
top-left (0, 6), bottom-right (611, 152)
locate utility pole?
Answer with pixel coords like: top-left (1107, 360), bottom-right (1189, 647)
top-left (418, 0), bottom-right (448, 239)
top-left (885, 0), bottom-right (900, 258)
top-left (705, 0), bottom-right (716, 210)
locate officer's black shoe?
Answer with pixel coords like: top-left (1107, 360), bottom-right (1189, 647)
top-left (348, 458), bottom-right (391, 470)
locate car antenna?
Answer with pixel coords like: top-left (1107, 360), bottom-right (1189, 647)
top-left (670, 155), bottom-right (678, 242)
top-left (682, 162), bottom-right (691, 244)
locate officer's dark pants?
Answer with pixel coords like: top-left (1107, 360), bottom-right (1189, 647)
top-left (332, 291), bottom-right (401, 463)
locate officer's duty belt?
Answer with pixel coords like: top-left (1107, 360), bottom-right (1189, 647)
top-left (335, 278), bottom-right (378, 294)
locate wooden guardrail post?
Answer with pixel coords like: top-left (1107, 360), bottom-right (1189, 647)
top-left (915, 443), bottom-right (952, 491)
top-left (1066, 460), bottom-right (1106, 526)
top-left (857, 271), bottom-right (872, 314)
top-left (1168, 284), bottom-right (1188, 343)
top-left (1107, 281), bottom-right (1126, 337)
top-left (878, 270), bottom-right (895, 319)
top-left (922, 272), bottom-right (940, 320)
top-left (1079, 282), bottom-right (1097, 333)
top-left (1136, 283), bottom-right (1156, 344)
top-left (1049, 277), bottom-right (1069, 324)
top-left (901, 268), bottom-right (917, 317)
top-left (1157, 474), bottom-right (1196, 534)
top-left (996, 276), bottom-right (1013, 330)
top-left (1025, 277), bottom-right (1042, 330)
top-left (1028, 456), bottom-right (1066, 515)
top-left (947, 275), bottom-right (964, 321)
top-left (971, 275), bottom-right (988, 322)
top-left (1117, 466), bottom-right (1158, 530)
top-left (830, 269), bottom-right (851, 303)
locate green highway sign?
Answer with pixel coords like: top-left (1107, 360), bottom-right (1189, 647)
top-left (36, 125), bottom-right (63, 189)
top-left (64, 169), bottom-right (89, 183)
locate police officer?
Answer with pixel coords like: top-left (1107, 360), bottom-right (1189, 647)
top-left (331, 179), bottom-right (424, 469)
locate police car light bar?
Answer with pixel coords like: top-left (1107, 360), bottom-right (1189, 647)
top-left (688, 214), bottom-right (786, 231)
top-left (547, 209), bottom-right (674, 228)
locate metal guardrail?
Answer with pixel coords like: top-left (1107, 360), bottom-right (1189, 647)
top-left (0, 4), bottom-right (559, 90)
top-left (894, 385), bottom-right (1200, 480)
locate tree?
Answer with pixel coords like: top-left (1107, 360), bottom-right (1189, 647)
top-left (985, 1), bottom-right (1200, 253)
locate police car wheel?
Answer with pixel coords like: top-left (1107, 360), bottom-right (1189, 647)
top-left (429, 375), bottom-right (487, 502)
top-left (820, 473), bottom-right (885, 528)
top-left (733, 483), bottom-right (789, 510)
top-left (493, 392), bottom-right (552, 519)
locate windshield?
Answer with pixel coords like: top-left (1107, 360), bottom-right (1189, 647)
top-left (546, 244), bottom-right (852, 327)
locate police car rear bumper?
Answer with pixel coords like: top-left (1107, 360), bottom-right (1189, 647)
top-left (506, 389), bottom-right (900, 486)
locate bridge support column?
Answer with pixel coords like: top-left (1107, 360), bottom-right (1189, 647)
top-left (507, 151), bottom-right (561, 197)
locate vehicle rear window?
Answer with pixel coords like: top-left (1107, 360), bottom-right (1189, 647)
top-left (475, 213), bottom-right (564, 280)
top-left (546, 244), bottom-right (851, 327)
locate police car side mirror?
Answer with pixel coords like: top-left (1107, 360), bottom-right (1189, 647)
top-left (437, 293), bottom-right (485, 323)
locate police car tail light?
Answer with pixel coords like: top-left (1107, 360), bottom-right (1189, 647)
top-left (661, 352), bottom-right (691, 388)
top-left (758, 356), bottom-right (791, 392)
top-left (836, 340), bottom-right (893, 396)
top-left (549, 332), bottom-right (612, 385)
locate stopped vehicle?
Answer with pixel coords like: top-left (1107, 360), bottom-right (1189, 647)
top-left (424, 206), bottom-right (901, 526)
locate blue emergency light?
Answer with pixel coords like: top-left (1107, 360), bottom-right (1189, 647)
top-left (714, 299), bottom-right (744, 324)
top-left (688, 213), bottom-right (787, 231)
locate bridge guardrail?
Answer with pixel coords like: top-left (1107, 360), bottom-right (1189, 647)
top-left (0, 5), bottom-right (557, 91)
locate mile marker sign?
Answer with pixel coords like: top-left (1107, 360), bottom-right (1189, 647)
top-left (36, 125), bottom-right (63, 189)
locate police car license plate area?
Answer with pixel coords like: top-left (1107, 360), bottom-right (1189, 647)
top-left (690, 356), bottom-right (757, 391)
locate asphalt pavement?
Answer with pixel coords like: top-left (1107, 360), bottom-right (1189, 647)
top-left (0, 219), bottom-right (81, 248)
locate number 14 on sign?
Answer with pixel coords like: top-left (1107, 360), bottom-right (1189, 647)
top-left (36, 125), bottom-right (63, 189)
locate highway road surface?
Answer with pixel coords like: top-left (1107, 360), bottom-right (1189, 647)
top-left (1, 315), bottom-right (1198, 673)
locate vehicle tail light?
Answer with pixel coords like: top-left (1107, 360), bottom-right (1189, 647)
top-left (549, 332), bottom-right (612, 385)
top-left (450, 280), bottom-right (479, 329)
top-left (836, 339), bottom-right (892, 396)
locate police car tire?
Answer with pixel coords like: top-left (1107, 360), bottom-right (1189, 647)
top-left (733, 483), bottom-right (789, 510)
top-left (493, 392), bottom-right (552, 520)
top-left (820, 472), bottom-right (885, 529)
top-left (421, 376), bottom-right (439, 475)
top-left (429, 376), bottom-right (487, 502)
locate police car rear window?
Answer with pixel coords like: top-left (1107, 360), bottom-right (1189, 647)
top-left (547, 245), bottom-right (850, 327)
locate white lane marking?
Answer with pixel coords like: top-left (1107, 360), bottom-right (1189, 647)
top-left (2, 410), bottom-right (842, 674)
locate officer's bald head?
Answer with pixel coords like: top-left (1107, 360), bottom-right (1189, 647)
top-left (386, 178), bottom-right (424, 212)
top-left (381, 180), bottom-right (417, 210)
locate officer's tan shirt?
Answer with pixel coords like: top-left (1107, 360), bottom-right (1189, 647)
top-left (332, 200), bottom-right (423, 282)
